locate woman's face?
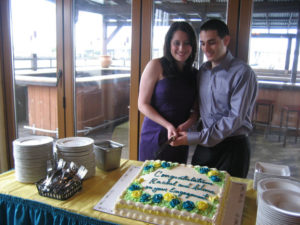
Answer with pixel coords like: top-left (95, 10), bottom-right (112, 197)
top-left (170, 30), bottom-right (192, 68)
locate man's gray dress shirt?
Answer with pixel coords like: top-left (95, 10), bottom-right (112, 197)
top-left (188, 51), bottom-right (258, 147)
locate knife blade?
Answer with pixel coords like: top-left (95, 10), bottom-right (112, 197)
top-left (154, 136), bottom-right (176, 159)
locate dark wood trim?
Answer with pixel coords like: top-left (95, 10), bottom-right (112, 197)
top-left (227, 0), bottom-right (240, 57)
top-left (129, 0), bottom-right (142, 160)
top-left (139, 0), bottom-right (152, 139)
top-left (237, 0), bottom-right (253, 63)
top-left (56, 0), bottom-right (67, 138)
top-left (64, 0), bottom-right (76, 137)
top-left (0, 0), bottom-right (15, 168)
top-left (0, 0), bottom-right (10, 170)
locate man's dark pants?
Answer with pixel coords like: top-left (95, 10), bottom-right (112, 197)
top-left (191, 135), bottom-right (250, 178)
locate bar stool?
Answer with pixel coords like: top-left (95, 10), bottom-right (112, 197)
top-left (278, 105), bottom-right (300, 147)
top-left (253, 99), bottom-right (275, 137)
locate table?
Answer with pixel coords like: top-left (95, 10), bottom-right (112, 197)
top-left (0, 159), bottom-right (258, 225)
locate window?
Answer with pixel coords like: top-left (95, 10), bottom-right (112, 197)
top-left (249, 1), bottom-right (300, 84)
top-left (11, 0), bottom-right (58, 138)
top-left (73, 0), bottom-right (132, 158)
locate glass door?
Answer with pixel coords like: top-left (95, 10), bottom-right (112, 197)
top-left (73, 0), bottom-right (132, 158)
top-left (10, 0), bottom-right (58, 139)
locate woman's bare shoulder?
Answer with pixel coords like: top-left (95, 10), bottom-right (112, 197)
top-left (147, 58), bottom-right (162, 68)
top-left (142, 58), bottom-right (163, 78)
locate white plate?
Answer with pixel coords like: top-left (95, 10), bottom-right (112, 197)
top-left (57, 148), bottom-right (93, 157)
top-left (257, 177), bottom-right (300, 206)
top-left (13, 136), bottom-right (53, 147)
top-left (15, 173), bottom-right (45, 183)
top-left (56, 137), bottom-right (94, 149)
top-left (255, 162), bottom-right (290, 176)
top-left (262, 189), bottom-right (300, 216)
top-left (13, 149), bottom-right (53, 160)
top-left (57, 151), bottom-right (95, 162)
top-left (257, 190), bottom-right (300, 225)
top-left (258, 177), bottom-right (300, 193)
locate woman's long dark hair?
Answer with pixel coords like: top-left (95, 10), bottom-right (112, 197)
top-left (160, 22), bottom-right (197, 78)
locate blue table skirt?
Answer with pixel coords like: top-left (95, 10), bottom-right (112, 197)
top-left (0, 194), bottom-right (117, 225)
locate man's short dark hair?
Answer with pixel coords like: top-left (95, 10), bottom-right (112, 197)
top-left (200, 19), bottom-right (229, 38)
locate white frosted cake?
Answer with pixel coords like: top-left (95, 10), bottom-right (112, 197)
top-left (114, 160), bottom-right (232, 225)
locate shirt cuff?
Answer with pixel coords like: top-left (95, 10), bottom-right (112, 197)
top-left (187, 132), bottom-right (200, 145)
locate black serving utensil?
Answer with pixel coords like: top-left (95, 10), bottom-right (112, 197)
top-left (154, 136), bottom-right (176, 159)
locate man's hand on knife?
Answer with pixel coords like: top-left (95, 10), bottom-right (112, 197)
top-left (170, 131), bottom-right (188, 146)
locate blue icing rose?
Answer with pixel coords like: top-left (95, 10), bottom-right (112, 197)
top-left (183, 201), bottom-right (195, 211)
top-left (199, 167), bottom-right (210, 174)
top-left (161, 161), bottom-right (171, 168)
top-left (140, 193), bottom-right (151, 202)
top-left (152, 194), bottom-right (163, 203)
top-left (170, 198), bottom-right (180, 208)
top-left (144, 165), bottom-right (154, 171)
top-left (129, 184), bottom-right (141, 191)
top-left (210, 175), bottom-right (221, 182)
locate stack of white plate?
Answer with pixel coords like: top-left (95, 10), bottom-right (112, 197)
top-left (253, 162), bottom-right (291, 190)
top-left (256, 189), bottom-right (300, 225)
top-left (257, 177), bottom-right (300, 205)
top-left (13, 136), bottom-right (54, 183)
top-left (56, 137), bottom-right (95, 179)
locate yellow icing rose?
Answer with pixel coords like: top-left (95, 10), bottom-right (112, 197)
top-left (153, 161), bottom-right (161, 168)
top-left (131, 190), bottom-right (142, 198)
top-left (134, 178), bottom-right (144, 183)
top-left (208, 170), bottom-right (219, 177)
top-left (197, 201), bottom-right (209, 211)
top-left (163, 193), bottom-right (175, 201)
top-left (209, 195), bottom-right (219, 203)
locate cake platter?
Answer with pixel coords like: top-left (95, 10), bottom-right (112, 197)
top-left (94, 166), bottom-right (247, 225)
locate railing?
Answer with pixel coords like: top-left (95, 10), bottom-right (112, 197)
top-left (14, 54), bottom-right (131, 71)
top-left (14, 55), bottom-right (300, 84)
top-left (254, 69), bottom-right (300, 84)
top-left (14, 55), bottom-right (56, 71)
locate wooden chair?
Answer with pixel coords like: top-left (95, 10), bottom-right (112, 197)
top-left (253, 99), bottom-right (275, 137)
top-left (278, 105), bottom-right (300, 147)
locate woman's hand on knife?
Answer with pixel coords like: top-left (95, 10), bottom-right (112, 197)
top-left (170, 132), bottom-right (188, 146)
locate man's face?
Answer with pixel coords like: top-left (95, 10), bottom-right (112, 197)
top-left (199, 30), bottom-right (230, 68)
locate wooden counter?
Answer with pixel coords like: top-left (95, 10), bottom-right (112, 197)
top-left (16, 72), bottom-right (130, 137)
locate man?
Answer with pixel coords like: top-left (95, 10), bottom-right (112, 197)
top-left (171, 19), bottom-right (258, 178)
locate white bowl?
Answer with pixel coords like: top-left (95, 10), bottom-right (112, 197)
top-left (257, 177), bottom-right (300, 205)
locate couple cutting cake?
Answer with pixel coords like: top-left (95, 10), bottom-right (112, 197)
top-left (138, 19), bottom-right (258, 179)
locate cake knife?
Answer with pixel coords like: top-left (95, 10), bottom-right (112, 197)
top-left (154, 136), bottom-right (176, 159)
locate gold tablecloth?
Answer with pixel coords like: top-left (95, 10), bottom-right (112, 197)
top-left (0, 159), bottom-right (257, 225)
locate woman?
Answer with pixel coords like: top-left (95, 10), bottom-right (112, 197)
top-left (138, 22), bottom-right (198, 163)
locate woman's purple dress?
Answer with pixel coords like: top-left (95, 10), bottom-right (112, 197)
top-left (139, 76), bottom-right (196, 163)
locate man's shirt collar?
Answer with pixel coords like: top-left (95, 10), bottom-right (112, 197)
top-left (203, 51), bottom-right (234, 71)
